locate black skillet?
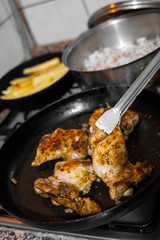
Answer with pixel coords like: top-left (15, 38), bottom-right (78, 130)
top-left (0, 86), bottom-right (160, 232)
top-left (0, 52), bottom-right (74, 111)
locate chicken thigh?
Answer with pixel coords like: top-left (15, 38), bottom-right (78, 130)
top-left (34, 159), bottom-right (101, 215)
top-left (88, 106), bottom-right (139, 155)
top-left (32, 128), bottom-right (88, 167)
top-left (89, 108), bottom-right (153, 204)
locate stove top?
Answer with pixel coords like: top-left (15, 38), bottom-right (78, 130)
top-left (0, 80), bottom-right (160, 240)
top-left (0, 192), bottom-right (160, 240)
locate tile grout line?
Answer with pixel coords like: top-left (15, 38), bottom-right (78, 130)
top-left (81, 0), bottom-right (91, 17)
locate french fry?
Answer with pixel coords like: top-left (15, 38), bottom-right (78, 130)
top-left (0, 58), bottom-right (69, 100)
top-left (1, 88), bottom-right (31, 99)
top-left (1, 86), bottom-right (13, 96)
top-left (33, 68), bottom-right (69, 92)
top-left (10, 77), bottom-right (30, 85)
top-left (1, 84), bottom-right (34, 99)
top-left (32, 64), bottom-right (68, 86)
top-left (23, 57), bottom-right (60, 75)
top-left (12, 78), bottom-right (33, 88)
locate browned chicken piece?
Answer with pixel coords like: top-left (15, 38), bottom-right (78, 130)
top-left (89, 105), bottom-right (139, 138)
top-left (32, 128), bottom-right (89, 167)
top-left (88, 106), bottom-right (139, 154)
top-left (34, 159), bottom-right (101, 215)
top-left (107, 161), bottom-right (153, 203)
top-left (120, 109), bottom-right (139, 140)
top-left (89, 109), bottom-right (153, 204)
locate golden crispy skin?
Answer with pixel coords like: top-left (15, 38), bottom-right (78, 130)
top-left (89, 109), bottom-right (153, 204)
top-left (107, 161), bottom-right (153, 203)
top-left (34, 159), bottom-right (101, 215)
top-left (120, 109), bottom-right (139, 139)
top-left (88, 106), bottom-right (139, 155)
top-left (93, 126), bottom-right (128, 178)
top-left (32, 128), bottom-right (89, 167)
top-left (89, 106), bottom-right (139, 138)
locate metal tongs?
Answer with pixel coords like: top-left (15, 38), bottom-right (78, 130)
top-left (96, 50), bottom-right (160, 134)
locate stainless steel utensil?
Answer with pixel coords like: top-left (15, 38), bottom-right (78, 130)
top-left (96, 50), bottom-right (160, 134)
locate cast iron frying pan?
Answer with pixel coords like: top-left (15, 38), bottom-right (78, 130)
top-left (0, 86), bottom-right (159, 231)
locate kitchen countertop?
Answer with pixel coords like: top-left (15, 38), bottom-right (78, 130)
top-left (30, 39), bottom-right (73, 57)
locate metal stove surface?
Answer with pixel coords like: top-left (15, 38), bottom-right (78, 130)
top-left (0, 81), bottom-right (160, 240)
top-left (0, 193), bottom-right (160, 240)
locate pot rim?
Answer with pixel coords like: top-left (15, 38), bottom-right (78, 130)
top-left (62, 9), bottom-right (160, 73)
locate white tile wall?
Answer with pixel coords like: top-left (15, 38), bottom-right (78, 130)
top-left (0, 1), bottom-right (25, 78)
top-left (19, 0), bottom-right (45, 7)
top-left (21, 0), bottom-right (88, 45)
top-left (0, 1), bottom-right (12, 23)
top-left (1, 0), bottom-right (160, 78)
top-left (20, 0), bottom-right (128, 45)
top-left (0, 18), bottom-right (25, 78)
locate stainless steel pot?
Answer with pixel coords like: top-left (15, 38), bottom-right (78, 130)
top-left (62, 8), bottom-right (160, 88)
top-left (88, 0), bottom-right (160, 28)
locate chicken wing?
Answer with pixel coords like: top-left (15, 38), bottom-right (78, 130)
top-left (32, 128), bottom-right (88, 167)
top-left (34, 159), bottom-right (101, 215)
top-left (89, 109), bottom-right (153, 204)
